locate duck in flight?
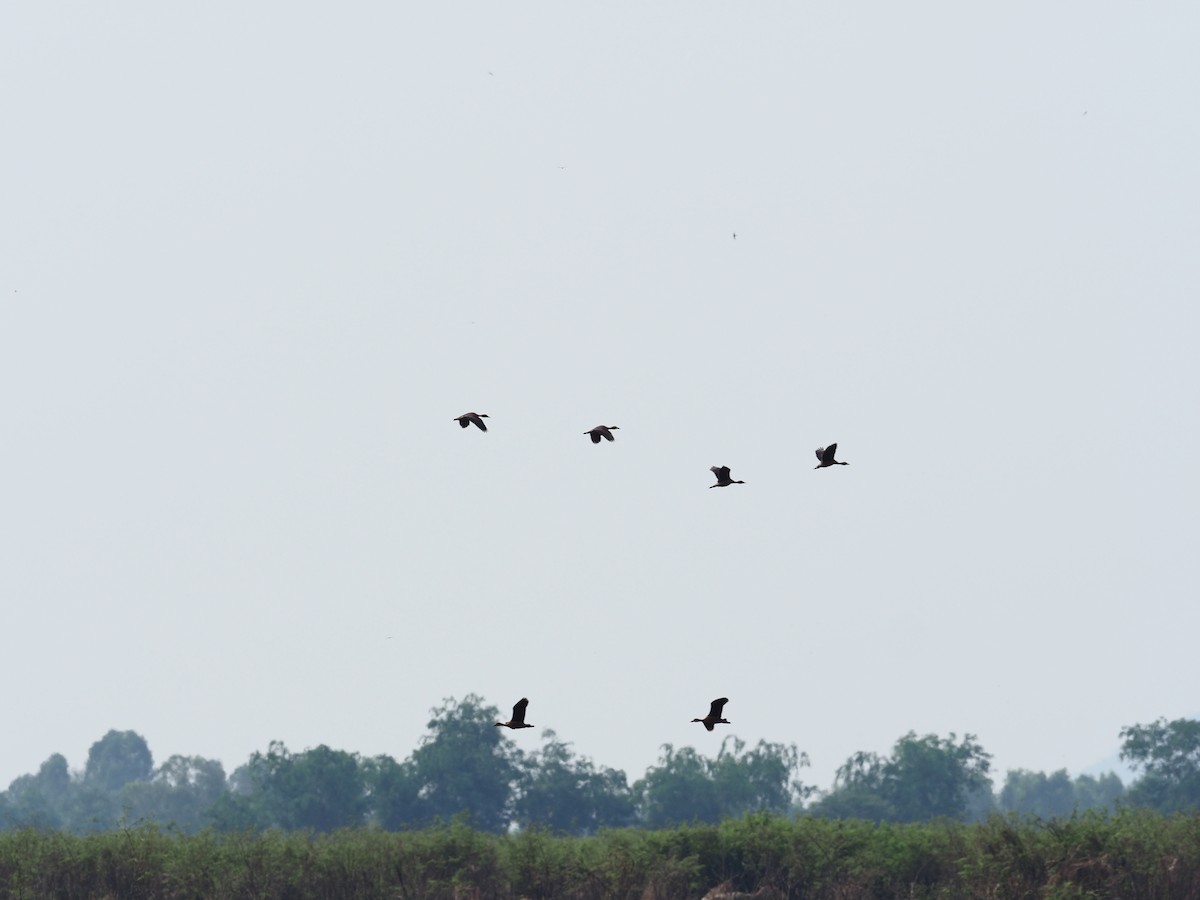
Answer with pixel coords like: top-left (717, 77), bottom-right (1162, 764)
top-left (495, 698), bottom-right (534, 730)
top-left (585, 425), bottom-right (620, 444)
top-left (692, 697), bottom-right (730, 731)
top-left (814, 443), bottom-right (848, 469)
top-left (709, 466), bottom-right (745, 488)
top-left (455, 412), bottom-right (490, 432)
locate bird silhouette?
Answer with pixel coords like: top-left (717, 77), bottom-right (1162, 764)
top-left (455, 412), bottom-right (490, 432)
top-left (709, 466), bottom-right (745, 488)
top-left (692, 697), bottom-right (730, 731)
top-left (814, 443), bottom-right (848, 469)
top-left (585, 425), bottom-right (620, 444)
top-left (495, 698), bottom-right (534, 729)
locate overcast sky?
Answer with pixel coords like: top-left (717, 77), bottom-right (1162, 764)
top-left (2, 3), bottom-right (1198, 795)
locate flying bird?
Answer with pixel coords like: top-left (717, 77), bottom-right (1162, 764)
top-left (815, 443), bottom-right (848, 469)
top-left (585, 425), bottom-right (620, 444)
top-left (495, 698), bottom-right (534, 730)
top-left (454, 412), bottom-right (490, 431)
top-left (709, 466), bottom-right (745, 488)
top-left (692, 697), bottom-right (730, 731)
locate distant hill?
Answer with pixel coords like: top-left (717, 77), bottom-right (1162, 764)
top-left (1080, 752), bottom-right (1134, 785)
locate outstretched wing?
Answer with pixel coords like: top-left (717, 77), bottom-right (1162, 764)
top-left (711, 465), bottom-right (730, 480)
top-left (590, 431), bottom-right (602, 443)
top-left (470, 414), bottom-right (488, 432)
top-left (825, 443), bottom-right (838, 461)
top-left (459, 417), bottom-right (471, 428)
top-left (602, 428), bottom-right (615, 441)
top-left (708, 697), bottom-right (729, 718)
top-left (815, 447), bottom-right (825, 462)
top-left (511, 697), bottom-right (529, 725)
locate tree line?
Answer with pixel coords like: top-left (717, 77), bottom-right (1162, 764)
top-left (2, 695), bottom-right (1196, 834)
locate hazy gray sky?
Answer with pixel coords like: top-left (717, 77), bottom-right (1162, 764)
top-left (3, 3), bottom-right (1198, 793)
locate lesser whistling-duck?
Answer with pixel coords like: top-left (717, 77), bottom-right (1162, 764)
top-left (709, 466), bottom-right (745, 488)
top-left (585, 425), bottom-right (620, 444)
top-left (495, 698), bottom-right (534, 730)
top-left (692, 697), bottom-right (730, 731)
top-left (814, 443), bottom-right (848, 469)
top-left (455, 412), bottom-right (490, 432)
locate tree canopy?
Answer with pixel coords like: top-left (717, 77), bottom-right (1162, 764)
top-left (1120, 717), bottom-right (1200, 813)
top-left (634, 737), bottom-right (810, 828)
top-left (514, 729), bottom-right (635, 834)
top-left (84, 730), bottom-right (153, 794)
top-left (378, 694), bottom-right (524, 832)
top-left (810, 732), bottom-right (993, 823)
top-left (997, 768), bottom-right (1124, 819)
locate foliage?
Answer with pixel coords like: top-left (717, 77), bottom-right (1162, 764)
top-left (84, 729), bottom-right (153, 793)
top-left (998, 768), bottom-right (1125, 819)
top-left (514, 729), bottom-right (636, 834)
top-left (633, 737), bottom-right (811, 828)
top-left (243, 742), bottom-right (367, 831)
top-left (361, 753), bottom-right (421, 831)
top-left (1121, 717), bottom-right (1200, 814)
top-left (811, 732), bottom-right (993, 823)
top-left (1, 810), bottom-right (1199, 899)
top-left (375, 694), bottom-right (524, 833)
top-left (1075, 771), bottom-right (1127, 810)
top-left (2, 754), bottom-right (72, 830)
top-left (1, 735), bottom-right (228, 834)
top-left (121, 754), bottom-right (228, 833)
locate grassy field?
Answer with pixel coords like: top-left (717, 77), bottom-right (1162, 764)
top-left (1, 810), bottom-right (1198, 899)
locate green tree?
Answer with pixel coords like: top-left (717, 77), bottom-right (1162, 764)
top-left (808, 751), bottom-right (894, 821)
top-left (206, 762), bottom-right (271, 831)
top-left (811, 732), bottom-right (992, 823)
top-left (235, 742), bottom-right (367, 832)
top-left (999, 769), bottom-right (1075, 818)
top-left (64, 783), bottom-right (119, 832)
top-left (635, 744), bottom-right (721, 828)
top-left (119, 755), bottom-right (227, 832)
top-left (282, 744), bottom-right (366, 831)
top-left (378, 695), bottom-right (524, 832)
top-left (1073, 771), bottom-right (1124, 810)
top-left (886, 732), bottom-right (991, 822)
top-left (84, 730), bottom-right (153, 793)
top-left (710, 737), bottom-right (813, 814)
top-left (3, 754), bottom-right (74, 829)
top-left (514, 729), bottom-right (635, 834)
top-left (362, 754), bottom-right (422, 831)
top-left (35, 753), bottom-right (72, 802)
top-left (998, 768), bottom-right (1124, 818)
top-left (634, 738), bottom-right (809, 828)
top-left (1120, 717), bottom-right (1200, 813)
